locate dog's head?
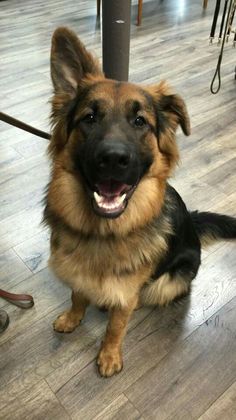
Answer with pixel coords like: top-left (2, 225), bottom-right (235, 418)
top-left (49, 27), bottom-right (190, 222)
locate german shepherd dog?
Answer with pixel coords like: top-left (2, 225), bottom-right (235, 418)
top-left (44, 27), bottom-right (236, 377)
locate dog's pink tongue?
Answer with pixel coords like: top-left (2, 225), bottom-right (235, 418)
top-left (97, 180), bottom-right (128, 198)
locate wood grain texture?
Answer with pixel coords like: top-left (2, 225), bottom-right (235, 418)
top-left (0, 0), bottom-right (236, 419)
top-left (0, 249), bottom-right (31, 293)
top-left (14, 229), bottom-right (50, 273)
top-left (94, 394), bottom-right (142, 420)
top-left (46, 305), bottom-right (153, 393)
top-left (54, 303), bottom-right (192, 419)
top-left (0, 267), bottom-right (69, 342)
top-left (199, 381), bottom-right (236, 420)
top-left (125, 297), bottom-right (236, 420)
top-left (0, 379), bottom-right (70, 420)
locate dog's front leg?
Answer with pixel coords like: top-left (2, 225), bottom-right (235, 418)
top-left (53, 291), bottom-right (89, 333)
top-left (97, 296), bottom-right (137, 377)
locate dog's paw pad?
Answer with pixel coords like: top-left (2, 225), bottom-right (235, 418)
top-left (97, 348), bottom-right (123, 377)
top-left (53, 311), bottom-right (80, 333)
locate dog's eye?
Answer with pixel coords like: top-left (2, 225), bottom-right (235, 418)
top-left (82, 113), bottom-right (96, 124)
top-left (134, 116), bottom-right (146, 127)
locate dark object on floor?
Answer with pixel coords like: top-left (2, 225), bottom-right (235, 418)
top-left (0, 310), bottom-right (9, 333)
top-left (0, 289), bottom-right (34, 309)
top-left (0, 289), bottom-right (34, 333)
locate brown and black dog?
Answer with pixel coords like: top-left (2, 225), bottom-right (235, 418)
top-left (44, 27), bottom-right (236, 377)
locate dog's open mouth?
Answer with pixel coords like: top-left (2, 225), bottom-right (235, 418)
top-left (91, 180), bottom-right (136, 218)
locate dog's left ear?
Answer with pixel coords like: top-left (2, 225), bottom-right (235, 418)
top-left (147, 81), bottom-right (190, 170)
top-left (51, 27), bottom-right (103, 96)
top-left (158, 93), bottom-right (190, 137)
top-left (150, 81), bottom-right (190, 136)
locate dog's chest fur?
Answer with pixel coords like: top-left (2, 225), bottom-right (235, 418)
top-left (49, 219), bottom-right (170, 307)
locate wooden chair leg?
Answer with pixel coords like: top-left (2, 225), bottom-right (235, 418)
top-left (97, 0), bottom-right (101, 17)
top-left (137, 0), bottom-right (143, 26)
top-left (203, 0), bottom-right (208, 9)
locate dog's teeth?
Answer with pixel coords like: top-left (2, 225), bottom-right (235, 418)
top-left (114, 194), bottom-right (125, 205)
top-left (94, 191), bottom-right (126, 211)
top-left (115, 193), bottom-right (126, 205)
top-left (94, 191), bottom-right (102, 204)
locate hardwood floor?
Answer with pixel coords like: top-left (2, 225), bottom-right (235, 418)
top-left (0, 1), bottom-right (236, 419)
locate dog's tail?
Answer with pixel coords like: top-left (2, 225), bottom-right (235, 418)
top-left (190, 211), bottom-right (236, 247)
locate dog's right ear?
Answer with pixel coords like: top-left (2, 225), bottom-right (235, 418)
top-left (49, 28), bottom-right (103, 156)
top-left (51, 27), bottom-right (103, 96)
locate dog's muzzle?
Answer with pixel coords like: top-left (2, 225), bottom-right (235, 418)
top-left (94, 140), bottom-right (133, 180)
top-left (84, 140), bottom-right (140, 218)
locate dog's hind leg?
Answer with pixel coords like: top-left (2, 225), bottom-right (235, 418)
top-left (141, 246), bottom-right (200, 307)
top-left (53, 291), bottom-right (89, 332)
top-left (140, 273), bottom-right (190, 307)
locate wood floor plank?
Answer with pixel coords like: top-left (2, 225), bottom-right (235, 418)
top-left (0, 150), bottom-right (49, 183)
top-left (210, 191), bottom-right (236, 216)
top-left (0, 143), bottom-right (24, 169)
top-left (184, 241), bottom-right (236, 327)
top-left (46, 305), bottom-right (153, 394)
top-left (14, 229), bottom-right (50, 273)
top-left (200, 157), bottom-right (236, 196)
top-left (124, 297), bottom-right (236, 420)
top-left (0, 267), bottom-right (69, 341)
top-left (0, 160), bottom-right (49, 222)
top-left (198, 381), bottom-right (236, 420)
top-left (0, 304), bottom-right (102, 398)
top-left (54, 304), bottom-right (191, 419)
top-left (174, 134), bottom-right (236, 188)
top-left (0, 379), bottom-right (70, 420)
top-left (94, 394), bottom-right (142, 420)
top-left (12, 134), bottom-right (49, 159)
top-left (0, 285), bottom-right (151, 413)
top-left (0, 248), bottom-right (31, 292)
top-left (0, 207), bottom-right (46, 254)
top-left (171, 178), bottom-right (227, 212)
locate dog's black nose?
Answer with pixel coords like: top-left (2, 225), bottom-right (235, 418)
top-left (95, 141), bottom-right (131, 175)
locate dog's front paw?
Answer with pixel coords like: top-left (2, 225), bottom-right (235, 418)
top-left (53, 310), bottom-right (82, 333)
top-left (97, 347), bottom-right (123, 377)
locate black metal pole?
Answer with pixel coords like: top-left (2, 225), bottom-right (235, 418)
top-left (102, 0), bottom-right (131, 81)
